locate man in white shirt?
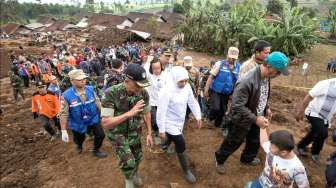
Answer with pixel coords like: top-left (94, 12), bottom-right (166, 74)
top-left (295, 78), bottom-right (336, 162)
top-left (145, 57), bottom-right (166, 144)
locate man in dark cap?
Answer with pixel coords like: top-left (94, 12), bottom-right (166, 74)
top-left (101, 63), bottom-right (153, 188)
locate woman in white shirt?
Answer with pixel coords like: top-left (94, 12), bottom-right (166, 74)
top-left (146, 57), bottom-right (165, 138)
top-left (156, 66), bottom-right (202, 184)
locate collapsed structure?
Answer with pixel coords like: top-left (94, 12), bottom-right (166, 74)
top-left (1, 12), bottom-right (185, 45)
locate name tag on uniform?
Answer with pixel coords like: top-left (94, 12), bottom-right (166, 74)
top-left (101, 108), bottom-right (114, 117)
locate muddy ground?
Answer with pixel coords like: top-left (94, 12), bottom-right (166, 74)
top-left (1, 78), bottom-right (335, 188)
top-left (0, 41), bottom-right (335, 188)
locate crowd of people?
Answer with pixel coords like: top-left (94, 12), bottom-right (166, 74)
top-left (7, 39), bottom-right (336, 188)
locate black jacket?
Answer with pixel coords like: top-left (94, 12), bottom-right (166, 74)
top-left (231, 66), bottom-right (270, 127)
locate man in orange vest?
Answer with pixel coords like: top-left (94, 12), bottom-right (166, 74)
top-left (32, 82), bottom-right (61, 140)
top-left (31, 62), bottom-right (40, 84)
top-left (65, 52), bottom-right (77, 67)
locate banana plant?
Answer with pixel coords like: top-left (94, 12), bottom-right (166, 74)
top-left (175, 0), bottom-right (319, 57)
top-left (327, 6), bottom-right (336, 38)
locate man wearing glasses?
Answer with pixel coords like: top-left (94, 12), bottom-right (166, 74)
top-left (59, 69), bottom-right (107, 158)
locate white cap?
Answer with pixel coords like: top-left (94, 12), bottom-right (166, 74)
top-left (68, 69), bottom-right (87, 80)
top-left (183, 56), bottom-right (193, 67)
top-left (227, 47), bottom-right (239, 59)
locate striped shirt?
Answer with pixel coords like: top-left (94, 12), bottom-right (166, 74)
top-left (238, 55), bottom-right (262, 80)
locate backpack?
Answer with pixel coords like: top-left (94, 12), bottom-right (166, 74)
top-left (18, 67), bottom-right (27, 77)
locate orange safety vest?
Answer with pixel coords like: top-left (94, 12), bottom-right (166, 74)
top-left (31, 64), bottom-right (39, 75)
top-left (32, 91), bottom-right (60, 118)
top-left (67, 56), bottom-right (76, 66)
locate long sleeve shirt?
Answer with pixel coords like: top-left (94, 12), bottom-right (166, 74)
top-left (156, 83), bottom-right (201, 135)
top-left (146, 73), bottom-right (167, 107)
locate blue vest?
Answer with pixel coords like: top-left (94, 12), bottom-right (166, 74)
top-left (63, 86), bottom-right (99, 133)
top-left (211, 60), bottom-right (240, 95)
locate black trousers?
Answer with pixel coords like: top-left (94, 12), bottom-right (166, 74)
top-left (297, 115), bottom-right (329, 155)
top-left (151, 106), bottom-right (158, 133)
top-left (215, 123), bottom-right (260, 164)
top-left (208, 90), bottom-right (229, 127)
top-left (22, 76), bottom-right (29, 88)
top-left (39, 115), bottom-right (60, 136)
top-left (161, 133), bottom-right (186, 154)
top-left (72, 123), bottom-right (105, 151)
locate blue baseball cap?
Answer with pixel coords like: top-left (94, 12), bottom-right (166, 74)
top-left (266, 52), bottom-right (289, 76)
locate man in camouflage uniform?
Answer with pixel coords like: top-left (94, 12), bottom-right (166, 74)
top-left (86, 73), bottom-right (98, 92)
top-left (183, 56), bottom-right (200, 121)
top-left (198, 60), bottom-right (216, 119)
top-left (183, 56), bottom-right (200, 97)
top-left (101, 64), bottom-right (153, 188)
top-left (60, 75), bottom-right (72, 92)
top-left (9, 68), bottom-right (25, 102)
top-left (60, 59), bottom-right (74, 78)
top-left (59, 60), bottom-right (74, 92)
top-left (95, 76), bottom-right (105, 100)
top-left (103, 59), bottom-right (125, 90)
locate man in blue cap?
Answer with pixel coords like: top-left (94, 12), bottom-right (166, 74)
top-left (214, 51), bottom-right (289, 174)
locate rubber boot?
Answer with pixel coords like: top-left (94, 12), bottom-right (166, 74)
top-left (177, 152), bottom-right (196, 183)
top-left (125, 179), bottom-right (134, 188)
top-left (132, 172), bottom-right (143, 187)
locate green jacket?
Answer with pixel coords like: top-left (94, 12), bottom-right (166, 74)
top-left (10, 73), bottom-right (24, 89)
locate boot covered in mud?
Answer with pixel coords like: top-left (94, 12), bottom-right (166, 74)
top-left (177, 152), bottom-right (196, 183)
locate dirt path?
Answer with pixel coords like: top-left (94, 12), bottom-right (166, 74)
top-left (0, 44), bottom-right (335, 188)
top-left (0, 77), bottom-right (334, 188)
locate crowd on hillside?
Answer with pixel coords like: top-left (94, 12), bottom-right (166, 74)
top-left (5, 40), bottom-right (336, 188)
